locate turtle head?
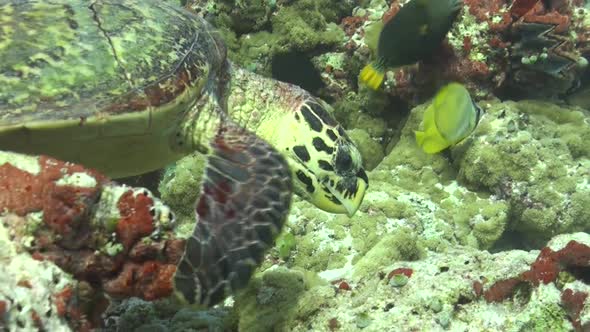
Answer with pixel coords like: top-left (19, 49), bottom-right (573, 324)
top-left (274, 98), bottom-right (368, 217)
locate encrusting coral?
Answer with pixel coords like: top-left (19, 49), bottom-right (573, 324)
top-left (0, 151), bottom-right (182, 331)
top-left (92, 233), bottom-right (590, 331)
top-left (456, 100), bottom-right (590, 246)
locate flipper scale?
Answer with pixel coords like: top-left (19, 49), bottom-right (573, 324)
top-left (173, 123), bottom-right (292, 307)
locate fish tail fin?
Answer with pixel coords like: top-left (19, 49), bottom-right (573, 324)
top-left (359, 63), bottom-right (385, 90)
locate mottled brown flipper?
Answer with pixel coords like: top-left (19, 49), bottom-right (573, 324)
top-left (173, 123), bottom-right (292, 307)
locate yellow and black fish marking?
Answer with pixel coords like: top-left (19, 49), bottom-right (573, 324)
top-left (360, 0), bottom-right (463, 90)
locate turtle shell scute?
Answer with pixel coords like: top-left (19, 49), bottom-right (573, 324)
top-left (0, 0), bottom-right (227, 126)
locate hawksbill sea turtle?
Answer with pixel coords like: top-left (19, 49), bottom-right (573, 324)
top-left (0, 0), bottom-right (368, 306)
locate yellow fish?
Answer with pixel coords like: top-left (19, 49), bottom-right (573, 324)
top-left (359, 0), bottom-right (463, 90)
top-left (415, 83), bottom-right (482, 154)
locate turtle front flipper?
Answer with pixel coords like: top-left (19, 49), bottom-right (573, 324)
top-left (173, 123), bottom-right (292, 307)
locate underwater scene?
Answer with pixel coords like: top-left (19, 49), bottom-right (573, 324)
top-left (0, 0), bottom-right (590, 331)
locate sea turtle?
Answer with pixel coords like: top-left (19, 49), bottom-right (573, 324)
top-left (0, 0), bottom-right (368, 306)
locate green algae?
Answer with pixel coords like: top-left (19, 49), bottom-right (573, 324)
top-left (353, 101), bottom-right (511, 250)
top-left (389, 273), bottom-right (409, 287)
top-left (271, 7), bottom-right (342, 53)
top-left (455, 100), bottom-right (590, 246)
top-left (355, 312), bottom-right (373, 329)
top-left (352, 228), bottom-right (424, 280)
top-left (333, 90), bottom-right (391, 128)
top-left (103, 242), bottom-right (124, 257)
top-left (451, 194), bottom-right (508, 249)
top-left (235, 267), bottom-right (333, 331)
top-left (158, 153), bottom-right (206, 238)
top-left (510, 285), bottom-right (571, 332)
top-left (291, 226), bottom-right (349, 271)
top-left (347, 128), bottom-right (385, 171)
top-left (275, 232), bottom-right (297, 260)
top-left (199, 0), bottom-right (351, 75)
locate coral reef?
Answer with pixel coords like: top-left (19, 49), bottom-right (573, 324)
top-left (101, 298), bottom-right (232, 331)
top-left (0, 214), bottom-right (91, 331)
top-left (5, 96), bottom-right (585, 331)
top-left (481, 233), bottom-right (590, 331)
top-left (179, 0), bottom-right (590, 187)
top-left (340, 0), bottom-right (589, 102)
top-left (455, 100), bottom-right (590, 246)
top-left (95, 231), bottom-right (590, 331)
top-left (2, 1), bottom-right (589, 331)
top-left (154, 97), bottom-right (589, 331)
top-left (230, 233), bottom-right (590, 331)
top-left (158, 96), bottom-right (588, 278)
top-left (184, 0), bottom-right (354, 77)
top-left (0, 151), bottom-right (184, 330)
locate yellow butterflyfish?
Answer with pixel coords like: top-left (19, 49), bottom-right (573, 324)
top-left (415, 82), bottom-right (482, 154)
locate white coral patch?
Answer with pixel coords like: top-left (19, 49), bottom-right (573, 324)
top-left (546, 232), bottom-right (590, 252)
top-left (55, 172), bottom-right (97, 188)
top-left (0, 215), bottom-right (73, 331)
top-left (0, 151), bottom-right (41, 175)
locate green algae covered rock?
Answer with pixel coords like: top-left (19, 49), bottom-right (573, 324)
top-left (347, 128), bottom-right (384, 171)
top-left (354, 98), bottom-right (589, 251)
top-left (455, 100), bottom-right (590, 246)
top-left (188, 0), bottom-right (351, 75)
top-left (234, 267), bottom-right (334, 331)
top-left (359, 100), bottom-right (510, 251)
top-left (352, 227), bottom-right (424, 280)
top-left (233, 233), bottom-right (589, 331)
top-left (158, 153), bottom-right (207, 237)
top-left (158, 98), bottom-right (587, 287)
top-left (9, 95), bottom-right (581, 331)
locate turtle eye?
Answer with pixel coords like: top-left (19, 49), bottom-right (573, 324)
top-left (335, 147), bottom-right (353, 174)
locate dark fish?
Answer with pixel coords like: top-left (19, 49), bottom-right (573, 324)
top-left (360, 0), bottom-right (463, 89)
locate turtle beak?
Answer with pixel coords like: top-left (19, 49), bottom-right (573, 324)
top-left (315, 169), bottom-right (368, 217)
top-left (328, 175), bottom-right (367, 217)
